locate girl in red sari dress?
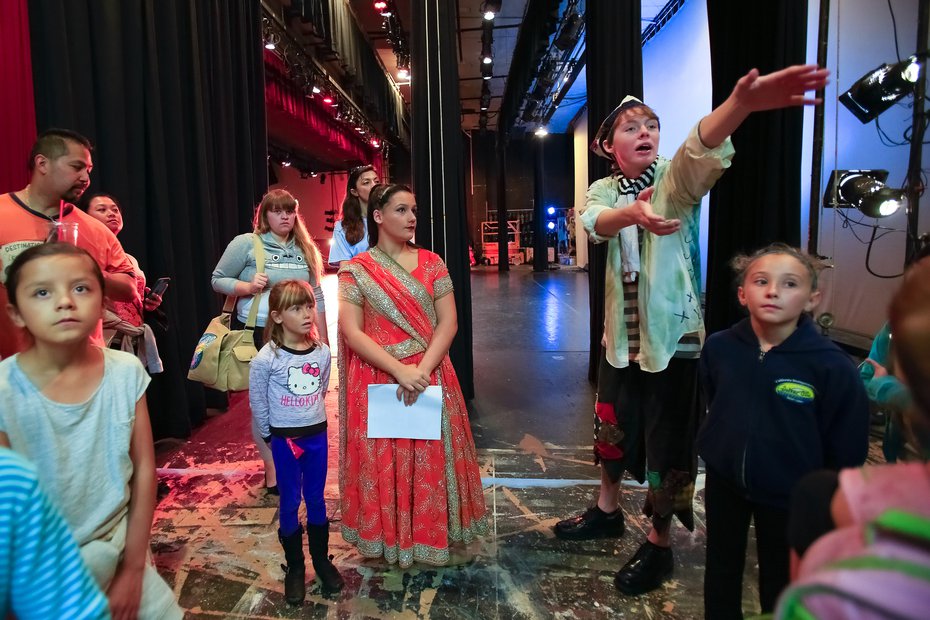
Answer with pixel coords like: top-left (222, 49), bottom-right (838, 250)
top-left (338, 184), bottom-right (489, 567)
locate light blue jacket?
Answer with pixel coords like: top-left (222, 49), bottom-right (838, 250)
top-left (579, 123), bottom-right (734, 372)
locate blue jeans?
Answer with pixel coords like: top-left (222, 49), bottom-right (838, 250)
top-left (270, 432), bottom-right (328, 535)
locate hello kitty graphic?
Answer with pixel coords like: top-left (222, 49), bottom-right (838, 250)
top-left (288, 362), bottom-right (322, 396)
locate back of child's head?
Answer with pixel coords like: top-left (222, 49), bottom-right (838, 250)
top-left (730, 242), bottom-right (824, 291)
top-left (264, 279), bottom-right (321, 348)
top-left (889, 255), bottom-right (930, 450)
top-left (6, 243), bottom-right (104, 307)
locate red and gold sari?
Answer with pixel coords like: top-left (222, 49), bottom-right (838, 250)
top-left (338, 247), bottom-right (488, 567)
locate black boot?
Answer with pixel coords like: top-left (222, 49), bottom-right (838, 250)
top-left (306, 521), bottom-right (344, 593)
top-left (278, 527), bottom-right (306, 605)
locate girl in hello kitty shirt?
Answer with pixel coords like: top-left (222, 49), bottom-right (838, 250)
top-left (249, 279), bottom-right (343, 605)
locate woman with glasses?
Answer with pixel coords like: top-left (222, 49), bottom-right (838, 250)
top-left (329, 165), bottom-right (380, 266)
top-left (212, 189), bottom-right (327, 494)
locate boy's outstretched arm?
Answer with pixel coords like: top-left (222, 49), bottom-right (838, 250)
top-left (699, 64), bottom-right (830, 149)
top-left (107, 395), bottom-right (157, 620)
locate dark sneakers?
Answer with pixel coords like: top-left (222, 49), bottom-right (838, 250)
top-left (613, 540), bottom-right (673, 595)
top-left (553, 506), bottom-right (625, 540)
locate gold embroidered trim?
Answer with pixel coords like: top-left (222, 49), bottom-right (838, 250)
top-left (341, 519), bottom-right (490, 569)
top-left (369, 247), bottom-right (438, 326)
top-left (434, 274), bottom-right (454, 299)
top-left (383, 338), bottom-right (425, 360)
top-left (341, 262), bottom-right (428, 349)
top-left (338, 276), bottom-right (364, 306)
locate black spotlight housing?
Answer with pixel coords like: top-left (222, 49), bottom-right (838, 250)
top-left (824, 169), bottom-right (906, 218)
top-left (521, 100), bottom-right (538, 122)
top-left (839, 54), bottom-right (922, 123)
top-left (479, 81), bottom-right (492, 111)
top-left (554, 11), bottom-right (583, 50)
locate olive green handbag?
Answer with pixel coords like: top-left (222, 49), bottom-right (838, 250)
top-left (188, 234), bottom-right (265, 391)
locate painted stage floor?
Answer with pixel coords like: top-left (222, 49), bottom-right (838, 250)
top-left (149, 267), bottom-right (879, 618)
top-left (152, 392), bottom-right (717, 619)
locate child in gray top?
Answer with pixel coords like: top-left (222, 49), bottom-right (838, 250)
top-left (0, 243), bottom-right (181, 619)
top-left (248, 279), bottom-right (343, 604)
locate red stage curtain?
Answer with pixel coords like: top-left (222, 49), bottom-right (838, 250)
top-left (0, 0), bottom-right (37, 190)
top-left (264, 51), bottom-right (377, 165)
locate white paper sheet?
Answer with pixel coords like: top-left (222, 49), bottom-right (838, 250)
top-left (366, 384), bottom-right (442, 440)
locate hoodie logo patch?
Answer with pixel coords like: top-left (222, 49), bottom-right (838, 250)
top-left (774, 379), bottom-right (816, 404)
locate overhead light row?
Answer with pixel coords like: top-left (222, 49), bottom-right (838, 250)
top-left (374, 1), bottom-right (412, 82)
top-left (517, 1), bottom-right (585, 136)
top-left (261, 14), bottom-right (385, 152)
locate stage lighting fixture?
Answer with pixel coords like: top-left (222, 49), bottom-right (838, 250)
top-left (397, 67), bottom-right (410, 80)
top-left (281, 155), bottom-right (292, 167)
top-left (554, 11), bottom-right (583, 50)
top-left (839, 54), bottom-right (922, 123)
top-left (483, 0), bottom-right (503, 16)
top-left (479, 112), bottom-right (489, 131)
top-left (480, 82), bottom-right (491, 111)
top-left (481, 21), bottom-right (493, 64)
top-left (481, 62), bottom-right (493, 80)
top-left (521, 100), bottom-right (538, 122)
top-left (534, 127), bottom-right (548, 137)
top-left (824, 169), bottom-right (906, 218)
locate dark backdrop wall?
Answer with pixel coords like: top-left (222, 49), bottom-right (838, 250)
top-left (29, 0), bottom-right (268, 439)
top-left (469, 132), bottom-right (574, 254)
top-left (705, 0), bottom-right (808, 334)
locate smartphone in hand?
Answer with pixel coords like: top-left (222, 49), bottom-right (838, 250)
top-left (147, 277), bottom-right (170, 299)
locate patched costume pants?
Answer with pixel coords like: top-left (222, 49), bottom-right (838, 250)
top-left (594, 352), bottom-right (701, 531)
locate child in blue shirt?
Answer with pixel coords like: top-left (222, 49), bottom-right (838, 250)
top-left (0, 447), bottom-right (109, 620)
top-left (697, 243), bottom-right (869, 618)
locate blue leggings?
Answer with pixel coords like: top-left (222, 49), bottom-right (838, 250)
top-left (270, 433), bottom-right (328, 535)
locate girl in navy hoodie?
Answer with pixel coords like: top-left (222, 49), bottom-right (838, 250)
top-left (697, 243), bottom-right (869, 619)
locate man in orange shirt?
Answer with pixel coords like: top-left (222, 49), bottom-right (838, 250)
top-left (0, 129), bottom-right (137, 357)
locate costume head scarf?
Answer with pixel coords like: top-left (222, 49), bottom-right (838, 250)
top-left (590, 95), bottom-right (660, 161)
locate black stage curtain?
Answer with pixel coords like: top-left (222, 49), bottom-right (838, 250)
top-left (29, 0), bottom-right (268, 439)
top-left (410, 0), bottom-right (474, 398)
top-left (705, 0), bottom-right (808, 335)
top-left (584, 1), bottom-right (642, 383)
